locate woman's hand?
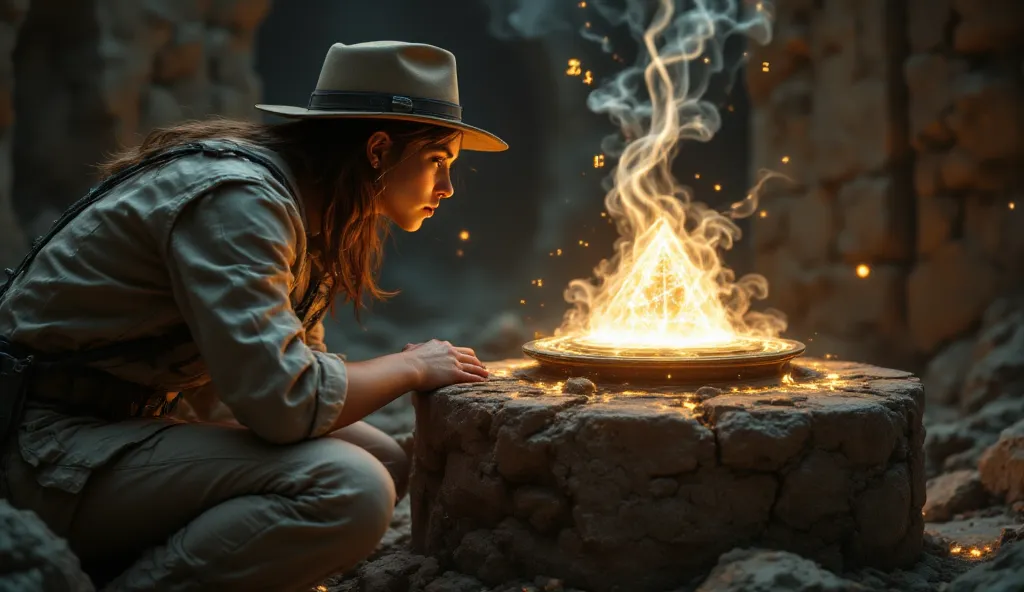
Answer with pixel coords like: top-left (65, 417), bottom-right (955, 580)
top-left (401, 339), bottom-right (488, 391)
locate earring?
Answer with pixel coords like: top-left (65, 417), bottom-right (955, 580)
top-left (371, 160), bottom-right (380, 169)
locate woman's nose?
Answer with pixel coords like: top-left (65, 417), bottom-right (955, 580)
top-left (437, 179), bottom-right (454, 199)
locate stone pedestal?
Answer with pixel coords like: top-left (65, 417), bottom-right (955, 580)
top-left (411, 358), bottom-right (926, 592)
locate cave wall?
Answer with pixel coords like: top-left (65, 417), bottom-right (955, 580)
top-left (0, 0), bottom-right (270, 267)
top-left (748, 0), bottom-right (1024, 370)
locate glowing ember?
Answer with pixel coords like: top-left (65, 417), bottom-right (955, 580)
top-left (856, 264), bottom-right (871, 278)
top-left (526, 0), bottom-right (790, 375)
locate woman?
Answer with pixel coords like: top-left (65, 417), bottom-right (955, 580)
top-left (0, 41), bottom-right (506, 590)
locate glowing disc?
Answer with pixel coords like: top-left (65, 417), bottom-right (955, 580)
top-left (522, 336), bottom-right (805, 382)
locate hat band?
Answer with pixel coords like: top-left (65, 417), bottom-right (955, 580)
top-left (307, 90), bottom-right (463, 121)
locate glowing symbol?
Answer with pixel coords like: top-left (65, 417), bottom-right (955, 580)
top-left (781, 155), bottom-right (790, 163)
top-left (583, 70), bottom-right (593, 85)
top-left (594, 154), bottom-right (605, 168)
top-left (758, 210), bottom-right (768, 218)
top-left (761, 61), bottom-right (770, 72)
top-left (566, 59), bottom-right (582, 76)
top-left (856, 264), bottom-right (871, 278)
top-left (713, 184), bottom-right (722, 191)
top-left (459, 230), bottom-right (470, 241)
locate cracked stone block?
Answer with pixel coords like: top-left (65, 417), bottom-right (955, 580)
top-left (907, 241), bottom-right (999, 354)
top-left (979, 419), bottom-right (1024, 504)
top-left (0, 500), bottom-right (94, 591)
top-left (923, 469), bottom-right (990, 522)
top-left (410, 358), bottom-right (925, 592)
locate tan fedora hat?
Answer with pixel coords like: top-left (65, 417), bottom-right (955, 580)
top-left (255, 41), bottom-right (507, 152)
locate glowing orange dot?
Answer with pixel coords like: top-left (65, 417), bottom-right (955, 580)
top-left (694, 173), bottom-right (701, 179)
top-left (714, 184), bottom-right (722, 191)
top-left (969, 548), bottom-right (982, 557)
top-left (758, 210), bottom-right (768, 218)
top-left (856, 264), bottom-right (871, 278)
top-left (520, 299), bottom-right (526, 305)
top-left (781, 155), bottom-right (790, 163)
top-left (1011, 202), bottom-right (1016, 210)
top-left (459, 230), bottom-right (470, 241)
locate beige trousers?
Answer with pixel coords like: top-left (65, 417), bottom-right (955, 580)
top-left (3, 420), bottom-right (408, 592)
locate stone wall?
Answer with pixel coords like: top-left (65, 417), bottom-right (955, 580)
top-left (748, 0), bottom-right (1024, 371)
top-left (0, 0), bottom-right (270, 267)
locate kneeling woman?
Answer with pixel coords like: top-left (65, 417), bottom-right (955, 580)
top-left (0, 41), bottom-right (506, 590)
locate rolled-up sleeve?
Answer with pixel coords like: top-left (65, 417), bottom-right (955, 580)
top-left (164, 181), bottom-right (346, 444)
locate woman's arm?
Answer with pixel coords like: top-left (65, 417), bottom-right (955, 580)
top-left (165, 181), bottom-right (349, 444)
top-left (330, 340), bottom-right (488, 430)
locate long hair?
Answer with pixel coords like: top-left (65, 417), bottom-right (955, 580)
top-left (99, 117), bottom-right (462, 319)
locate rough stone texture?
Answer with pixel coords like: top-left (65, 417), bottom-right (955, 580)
top-left (922, 469), bottom-right (990, 522)
top-left (925, 396), bottom-right (1024, 477)
top-left (751, 0), bottom-right (1024, 373)
top-left (979, 419), bottom-right (1024, 504)
top-left (748, 0), bottom-right (916, 368)
top-left (947, 541), bottom-right (1024, 592)
top-left (960, 304), bottom-right (1024, 412)
top-left (694, 548), bottom-right (866, 592)
top-left (410, 358), bottom-right (926, 592)
top-left (0, 499), bottom-right (94, 591)
top-left (922, 339), bottom-right (974, 407)
top-left (8, 0), bottom-right (271, 243)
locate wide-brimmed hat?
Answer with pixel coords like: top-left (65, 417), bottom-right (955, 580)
top-left (255, 41), bottom-right (507, 152)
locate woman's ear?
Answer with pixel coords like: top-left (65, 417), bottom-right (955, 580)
top-left (366, 131), bottom-right (393, 169)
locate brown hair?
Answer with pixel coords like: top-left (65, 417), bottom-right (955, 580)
top-left (99, 117), bottom-right (462, 320)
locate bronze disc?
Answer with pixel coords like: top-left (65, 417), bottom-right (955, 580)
top-left (522, 336), bottom-right (806, 383)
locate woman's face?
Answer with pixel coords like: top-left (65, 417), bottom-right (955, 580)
top-left (374, 133), bottom-right (462, 232)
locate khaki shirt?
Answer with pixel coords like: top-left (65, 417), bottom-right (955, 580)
top-left (0, 139), bottom-right (348, 494)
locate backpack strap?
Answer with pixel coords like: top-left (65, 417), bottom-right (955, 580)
top-left (0, 141), bottom-right (322, 368)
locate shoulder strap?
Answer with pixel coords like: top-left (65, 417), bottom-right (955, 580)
top-left (1, 141), bottom-right (317, 367)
